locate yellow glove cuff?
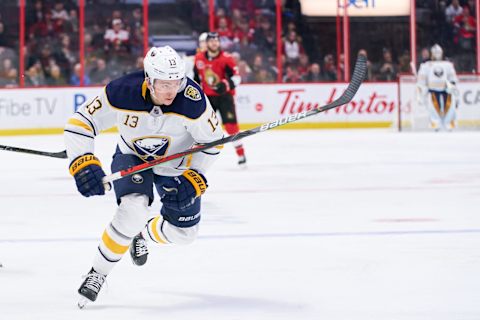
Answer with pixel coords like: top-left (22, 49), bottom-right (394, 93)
top-left (69, 154), bottom-right (102, 176)
top-left (182, 170), bottom-right (207, 197)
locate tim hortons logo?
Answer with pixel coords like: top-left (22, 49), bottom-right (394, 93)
top-left (277, 88), bottom-right (396, 115)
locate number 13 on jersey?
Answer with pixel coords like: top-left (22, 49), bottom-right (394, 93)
top-left (207, 110), bottom-right (219, 132)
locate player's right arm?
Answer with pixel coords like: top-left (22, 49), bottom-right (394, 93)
top-left (64, 88), bottom-right (116, 197)
top-left (215, 53), bottom-right (241, 95)
top-left (65, 88), bottom-right (116, 159)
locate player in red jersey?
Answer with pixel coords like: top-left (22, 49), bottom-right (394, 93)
top-left (194, 32), bottom-right (246, 166)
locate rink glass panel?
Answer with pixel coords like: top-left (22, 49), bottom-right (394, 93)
top-left (0, 2), bottom-right (478, 89)
top-left (147, 0), bottom-right (208, 46)
top-left (23, 0), bottom-right (79, 87)
top-left (0, 0), bottom-right (20, 87)
top-left (84, 1), bottom-right (145, 85)
top-left (209, 3), bottom-right (280, 84)
top-left (415, 2), bottom-right (477, 74)
top-left (349, 16), bottom-right (410, 82)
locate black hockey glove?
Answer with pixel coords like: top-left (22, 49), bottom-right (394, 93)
top-left (161, 170), bottom-right (208, 211)
top-left (214, 79), bottom-right (230, 95)
top-left (69, 154), bottom-right (107, 197)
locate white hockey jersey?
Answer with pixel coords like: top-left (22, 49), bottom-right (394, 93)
top-left (417, 60), bottom-right (459, 92)
top-left (64, 71), bottom-right (224, 176)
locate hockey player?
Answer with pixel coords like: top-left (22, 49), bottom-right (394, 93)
top-left (416, 44), bottom-right (459, 131)
top-left (197, 32), bottom-right (208, 53)
top-left (185, 32), bottom-right (208, 79)
top-left (194, 32), bottom-right (246, 166)
top-left (65, 45), bottom-right (224, 307)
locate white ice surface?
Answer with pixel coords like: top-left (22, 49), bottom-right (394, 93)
top-left (0, 129), bottom-right (479, 320)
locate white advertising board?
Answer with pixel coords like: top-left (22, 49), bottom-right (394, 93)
top-left (1, 80), bottom-right (479, 135)
top-left (0, 87), bottom-right (100, 130)
top-left (235, 83), bottom-right (396, 126)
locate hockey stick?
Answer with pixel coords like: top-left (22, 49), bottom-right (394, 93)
top-left (0, 144), bottom-right (67, 159)
top-left (102, 54), bottom-right (367, 185)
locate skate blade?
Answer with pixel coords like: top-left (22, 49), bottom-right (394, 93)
top-left (78, 296), bottom-right (90, 309)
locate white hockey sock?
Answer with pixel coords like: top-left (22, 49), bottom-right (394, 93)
top-left (92, 194), bottom-right (150, 275)
top-left (144, 215), bottom-right (199, 245)
top-left (93, 222), bottom-right (132, 275)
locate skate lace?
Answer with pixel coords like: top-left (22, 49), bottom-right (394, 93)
top-left (84, 271), bottom-right (106, 293)
top-left (135, 238), bottom-right (148, 257)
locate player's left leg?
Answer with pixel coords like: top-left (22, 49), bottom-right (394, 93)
top-left (218, 94), bottom-right (246, 165)
top-left (427, 91), bottom-right (443, 131)
top-left (78, 151), bottom-right (154, 307)
top-left (442, 92), bottom-right (456, 131)
top-left (132, 175), bottom-right (202, 260)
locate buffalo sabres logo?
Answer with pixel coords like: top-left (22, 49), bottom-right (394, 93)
top-left (184, 85), bottom-right (201, 101)
top-left (131, 174), bottom-right (144, 184)
top-left (132, 136), bottom-right (170, 162)
top-left (433, 67), bottom-right (444, 78)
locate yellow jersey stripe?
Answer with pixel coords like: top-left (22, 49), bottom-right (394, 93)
top-left (142, 80), bottom-right (148, 99)
top-left (186, 154), bottom-right (193, 168)
top-left (151, 216), bottom-right (167, 244)
top-left (102, 230), bottom-right (129, 254)
top-left (67, 118), bottom-right (93, 132)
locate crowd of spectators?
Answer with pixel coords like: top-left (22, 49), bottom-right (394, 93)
top-left (210, 0), bottom-right (477, 84)
top-left (417, 0), bottom-right (477, 73)
top-left (0, 0), bottom-right (144, 87)
top-left (0, 0), bottom-right (477, 87)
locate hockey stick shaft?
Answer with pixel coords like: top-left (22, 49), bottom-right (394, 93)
top-left (103, 54), bottom-right (367, 185)
top-left (0, 144), bottom-right (67, 159)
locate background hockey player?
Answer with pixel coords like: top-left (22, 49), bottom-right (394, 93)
top-left (194, 32), bottom-right (246, 166)
top-left (416, 44), bottom-right (459, 131)
top-left (64, 45), bottom-right (224, 307)
top-left (185, 32), bottom-right (208, 79)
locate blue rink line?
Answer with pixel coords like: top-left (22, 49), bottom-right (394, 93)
top-left (1, 229), bottom-right (480, 244)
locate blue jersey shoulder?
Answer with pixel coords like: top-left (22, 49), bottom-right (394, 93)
top-left (105, 71), bottom-right (152, 112)
top-left (162, 78), bottom-right (207, 120)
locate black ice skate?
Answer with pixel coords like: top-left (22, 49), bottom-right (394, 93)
top-left (77, 268), bottom-right (106, 309)
top-left (238, 155), bottom-right (247, 166)
top-left (130, 233), bottom-right (148, 266)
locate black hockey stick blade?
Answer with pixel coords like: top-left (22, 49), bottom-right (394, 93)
top-left (103, 54), bottom-right (368, 183)
top-left (0, 144), bottom-right (67, 159)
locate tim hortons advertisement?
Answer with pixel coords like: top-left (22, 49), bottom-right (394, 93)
top-left (235, 83), bottom-right (396, 127)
